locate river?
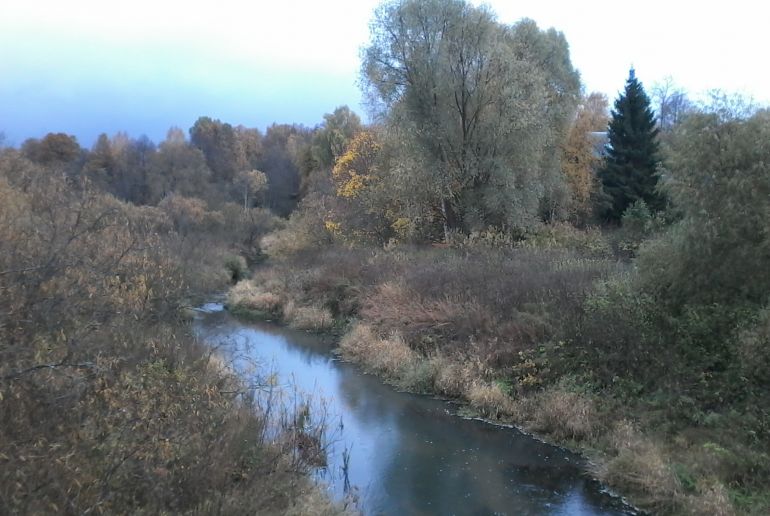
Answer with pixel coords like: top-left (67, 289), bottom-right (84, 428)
top-left (194, 303), bottom-right (635, 515)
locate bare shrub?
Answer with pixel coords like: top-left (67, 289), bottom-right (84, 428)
top-left (261, 194), bottom-right (332, 259)
top-left (361, 281), bottom-right (467, 340)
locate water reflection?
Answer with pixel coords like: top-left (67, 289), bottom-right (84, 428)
top-left (195, 311), bottom-right (634, 515)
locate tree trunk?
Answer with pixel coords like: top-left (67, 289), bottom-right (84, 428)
top-left (440, 197), bottom-right (460, 243)
top-left (441, 198), bottom-right (451, 243)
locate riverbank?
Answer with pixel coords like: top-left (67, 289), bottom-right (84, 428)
top-left (228, 244), bottom-right (769, 515)
top-left (0, 161), bottom-right (348, 515)
top-left (196, 308), bottom-right (636, 514)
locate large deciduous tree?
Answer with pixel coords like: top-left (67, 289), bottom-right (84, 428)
top-left (189, 117), bottom-right (246, 183)
top-left (362, 0), bottom-right (580, 239)
top-left (598, 68), bottom-right (662, 221)
top-left (22, 133), bottom-right (82, 168)
top-left (147, 128), bottom-right (212, 204)
top-left (83, 133), bottom-right (117, 191)
top-left (310, 106), bottom-right (362, 170)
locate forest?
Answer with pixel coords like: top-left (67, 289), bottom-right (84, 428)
top-left (2, 0), bottom-right (769, 514)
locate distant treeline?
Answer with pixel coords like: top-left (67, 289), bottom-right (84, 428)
top-left (11, 115), bottom-right (354, 218)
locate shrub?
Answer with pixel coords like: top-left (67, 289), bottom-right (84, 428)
top-left (641, 108), bottom-right (770, 308)
top-left (612, 199), bottom-right (667, 257)
top-left (572, 273), bottom-right (662, 385)
top-left (224, 255), bottom-right (248, 283)
top-left (261, 194), bottom-right (333, 259)
top-left (0, 154), bottom-right (343, 514)
top-left (399, 359), bottom-right (440, 393)
top-left (735, 306), bottom-right (770, 388)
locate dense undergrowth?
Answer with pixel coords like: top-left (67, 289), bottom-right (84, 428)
top-left (0, 152), bottom-right (348, 515)
top-left (227, 103), bottom-right (770, 516)
top-left (229, 225), bottom-right (769, 515)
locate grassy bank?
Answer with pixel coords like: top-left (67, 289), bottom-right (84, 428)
top-left (228, 241), bottom-right (769, 515)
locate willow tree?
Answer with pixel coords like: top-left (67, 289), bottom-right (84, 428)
top-left (362, 0), bottom-right (580, 238)
top-left (310, 105), bottom-right (362, 169)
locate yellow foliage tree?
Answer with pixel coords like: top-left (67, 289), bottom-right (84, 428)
top-left (332, 131), bottom-right (380, 198)
top-left (562, 92), bottom-right (609, 221)
top-left (326, 130), bottom-right (398, 243)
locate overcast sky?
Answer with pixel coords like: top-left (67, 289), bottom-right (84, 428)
top-left (1, 0), bottom-right (767, 146)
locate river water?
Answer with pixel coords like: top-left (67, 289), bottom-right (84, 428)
top-left (194, 303), bottom-right (635, 516)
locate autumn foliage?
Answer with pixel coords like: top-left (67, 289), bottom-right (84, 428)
top-left (331, 131), bottom-right (380, 198)
top-left (561, 92), bottom-right (609, 222)
top-left (0, 150), bottom-right (341, 514)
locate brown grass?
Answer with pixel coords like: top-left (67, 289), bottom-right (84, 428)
top-left (228, 280), bottom-right (283, 313)
top-left (685, 480), bottom-right (736, 516)
top-left (432, 356), bottom-right (477, 398)
top-left (284, 301), bottom-right (334, 331)
top-left (529, 386), bottom-right (597, 441)
top-left (338, 324), bottom-right (416, 380)
top-left (466, 382), bottom-right (515, 419)
top-left (594, 420), bottom-right (681, 511)
top-left (231, 241), bottom-right (770, 514)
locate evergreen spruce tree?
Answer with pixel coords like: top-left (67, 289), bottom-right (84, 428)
top-left (599, 68), bottom-right (662, 221)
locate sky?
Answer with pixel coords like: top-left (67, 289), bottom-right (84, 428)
top-left (1, 0), bottom-right (768, 147)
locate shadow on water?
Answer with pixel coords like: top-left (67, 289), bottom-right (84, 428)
top-left (194, 305), bottom-right (636, 516)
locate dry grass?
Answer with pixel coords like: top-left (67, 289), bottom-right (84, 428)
top-left (432, 356), bottom-right (477, 398)
top-left (594, 420), bottom-right (681, 511)
top-left (285, 486), bottom-right (357, 516)
top-left (529, 386), bottom-right (597, 441)
top-left (231, 242), bottom-right (769, 514)
top-left (338, 323), bottom-right (416, 380)
top-left (284, 301), bottom-right (334, 331)
top-left (228, 270), bottom-right (337, 332)
top-left (466, 381), bottom-right (515, 419)
top-left (228, 280), bottom-right (283, 313)
top-left (684, 480), bottom-right (736, 516)
top-left (362, 281), bottom-right (467, 332)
